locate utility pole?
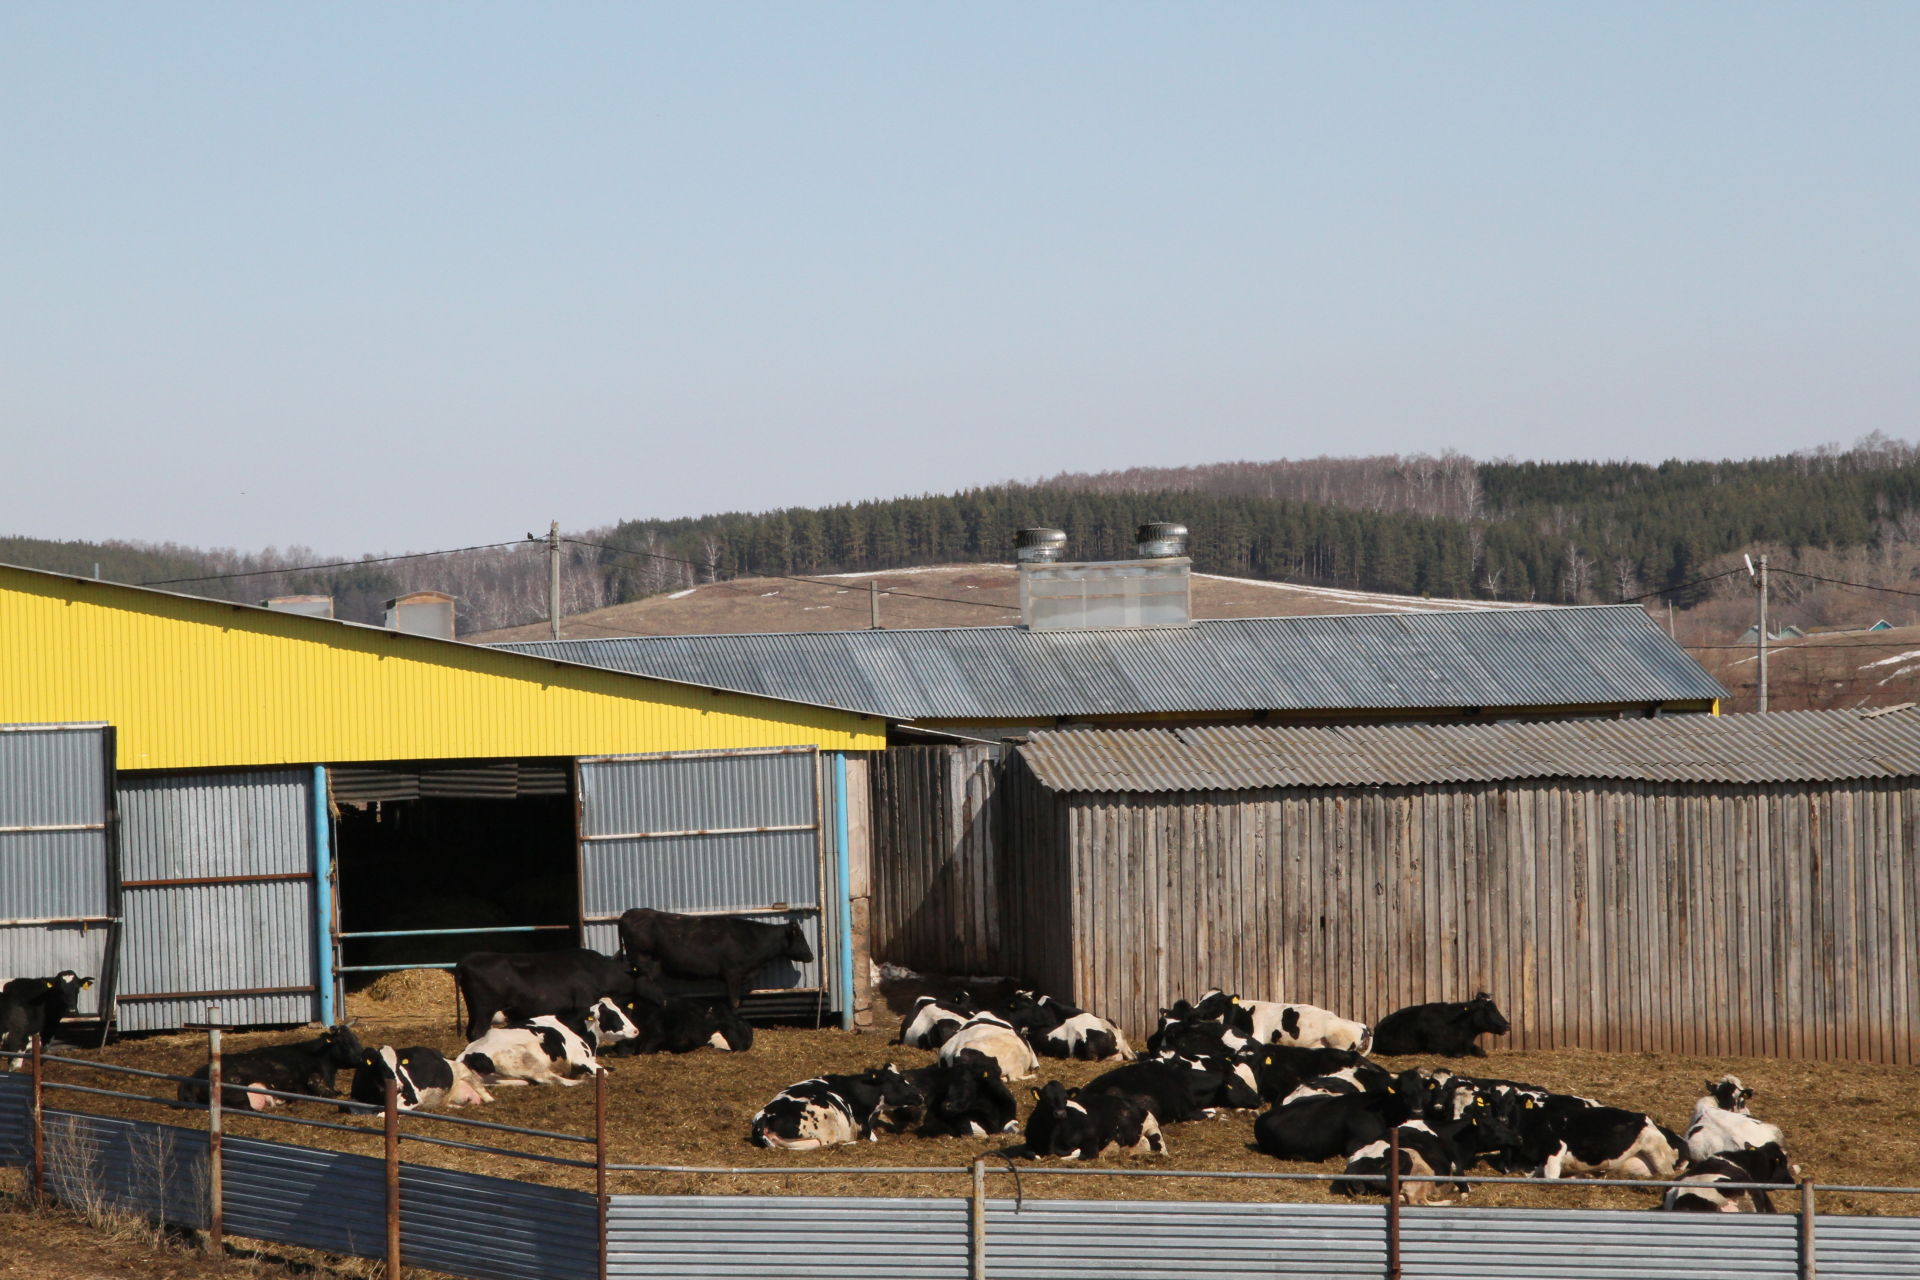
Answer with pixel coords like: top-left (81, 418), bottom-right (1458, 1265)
top-left (548, 520), bottom-right (561, 641)
top-left (869, 581), bottom-right (881, 630)
top-left (1748, 554), bottom-right (1769, 713)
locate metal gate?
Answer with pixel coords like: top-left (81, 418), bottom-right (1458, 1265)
top-left (576, 746), bottom-right (838, 1017)
top-left (113, 769), bottom-right (321, 1031)
top-left (0, 723), bottom-right (116, 1019)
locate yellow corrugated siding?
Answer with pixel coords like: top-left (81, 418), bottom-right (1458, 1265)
top-left (2, 568), bottom-right (885, 769)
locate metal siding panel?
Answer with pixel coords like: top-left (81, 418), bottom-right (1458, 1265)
top-left (113, 770), bottom-right (318, 1031)
top-left (401, 1164), bottom-right (600, 1280)
top-left (222, 1137), bottom-right (391, 1258)
top-left (0, 724), bottom-right (110, 827)
top-left (1401, 1208), bottom-right (1800, 1279)
top-left (0, 1072), bottom-right (28, 1164)
top-left (985, 1199), bottom-right (1386, 1277)
top-left (0, 566), bottom-right (884, 774)
top-left (37, 1110), bottom-right (211, 1230)
top-left (607, 1195), bottom-right (970, 1279)
top-left (0, 830), bottom-right (112, 920)
top-left (0, 724), bottom-right (113, 1013)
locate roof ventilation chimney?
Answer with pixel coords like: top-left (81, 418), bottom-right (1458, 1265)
top-left (1136, 522), bottom-right (1189, 559)
top-left (1014, 528), bottom-right (1068, 564)
top-left (384, 590), bottom-right (457, 640)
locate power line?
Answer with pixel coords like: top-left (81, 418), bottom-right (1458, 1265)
top-left (1618, 567), bottom-right (1746, 604)
top-left (1772, 567), bottom-right (1920, 600)
top-left (140, 540), bottom-right (527, 587)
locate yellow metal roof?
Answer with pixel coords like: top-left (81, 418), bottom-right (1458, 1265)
top-left (0, 564), bottom-right (886, 770)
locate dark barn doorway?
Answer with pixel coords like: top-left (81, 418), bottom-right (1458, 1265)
top-left (328, 760), bottom-right (579, 988)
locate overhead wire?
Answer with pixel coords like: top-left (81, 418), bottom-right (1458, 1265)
top-left (139, 540), bottom-right (528, 586)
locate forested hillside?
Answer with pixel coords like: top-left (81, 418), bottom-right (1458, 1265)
top-left (6, 437), bottom-right (1919, 640)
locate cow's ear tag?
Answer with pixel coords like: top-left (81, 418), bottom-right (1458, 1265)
top-left (401, 1057), bottom-right (410, 1065)
top-left (81, 979), bottom-right (94, 989)
top-left (42, 980), bottom-right (53, 989)
top-left (1523, 1098), bottom-right (1535, 1109)
top-left (1030, 1088), bottom-right (1041, 1100)
top-left (1477, 1097), bottom-right (1488, 1108)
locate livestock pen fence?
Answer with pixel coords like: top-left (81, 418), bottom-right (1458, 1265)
top-left (4, 1039), bottom-right (1920, 1280)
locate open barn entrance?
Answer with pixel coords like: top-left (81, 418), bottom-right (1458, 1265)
top-left (327, 759), bottom-right (579, 994)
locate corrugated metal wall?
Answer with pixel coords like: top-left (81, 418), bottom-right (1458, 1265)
top-left (114, 770), bottom-right (319, 1031)
top-left (1047, 776), bottom-right (1920, 1063)
top-left (983, 1198), bottom-right (1386, 1277)
top-left (37, 1111), bottom-right (211, 1229)
top-left (578, 747), bottom-right (837, 1013)
top-left (608, 1195), bottom-right (970, 1278)
top-left (221, 1135), bottom-right (388, 1256)
top-left (0, 723), bottom-right (114, 1014)
top-left (402, 1165), bottom-right (601, 1280)
top-left (870, 745), bottom-right (1009, 975)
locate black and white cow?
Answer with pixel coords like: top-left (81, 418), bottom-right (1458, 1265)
top-left (1280, 1061), bottom-right (1396, 1104)
top-left (909, 1049), bottom-right (1020, 1138)
top-left (0, 972), bottom-right (95, 1064)
top-left (1147, 1011), bottom-right (1252, 1059)
top-left (1252, 1073), bottom-right (1423, 1163)
top-left (1369, 993), bottom-right (1510, 1057)
top-left (624, 997), bottom-right (754, 1054)
top-left (177, 1025), bottom-right (364, 1110)
top-left (1085, 1054), bottom-right (1256, 1125)
top-left (1005, 991), bottom-right (1134, 1062)
top-left (346, 1046), bottom-right (491, 1112)
top-left (1684, 1075), bottom-right (1784, 1163)
top-left (1663, 1142), bottom-right (1800, 1213)
top-left (749, 1065), bottom-right (923, 1149)
top-left (1238, 1044), bottom-right (1368, 1105)
top-left (454, 949), bottom-right (658, 1041)
top-left (897, 994), bottom-right (976, 1050)
top-left (1511, 1096), bottom-right (1686, 1180)
top-left (1331, 1120), bottom-right (1471, 1205)
top-left (1024, 1081), bottom-right (1166, 1160)
top-left (618, 907), bottom-right (814, 1009)
top-left (940, 1013), bottom-right (1040, 1082)
top-left (457, 997), bottom-right (640, 1088)
top-left (1175, 989), bottom-right (1370, 1053)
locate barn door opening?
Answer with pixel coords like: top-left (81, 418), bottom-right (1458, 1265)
top-left (328, 759), bottom-right (579, 991)
top-left (0, 723), bottom-right (117, 1039)
top-left (576, 746), bottom-right (837, 1022)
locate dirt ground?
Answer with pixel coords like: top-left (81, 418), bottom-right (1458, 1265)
top-left (22, 969), bottom-right (1920, 1218)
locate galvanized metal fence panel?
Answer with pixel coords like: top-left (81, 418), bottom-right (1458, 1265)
top-left (0, 724), bottom-right (114, 1015)
top-left (1401, 1207), bottom-right (1799, 1279)
top-left (985, 1198), bottom-right (1387, 1278)
top-left (608, 1194), bottom-right (970, 1279)
top-left (0, 1073), bottom-right (27, 1164)
top-left (115, 770), bottom-right (318, 1031)
top-left (578, 748), bottom-right (833, 1009)
top-left (221, 1135), bottom-right (389, 1258)
top-left (1818, 1214), bottom-right (1920, 1277)
top-left (401, 1163), bottom-right (599, 1280)
top-left (36, 1110), bottom-right (210, 1229)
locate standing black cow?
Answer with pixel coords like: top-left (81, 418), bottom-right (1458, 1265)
top-left (1, 971), bottom-right (94, 1065)
top-left (1370, 993), bottom-right (1511, 1057)
top-left (617, 907), bottom-right (814, 1009)
top-left (454, 949), bottom-right (658, 1041)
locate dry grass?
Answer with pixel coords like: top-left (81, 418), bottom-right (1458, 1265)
top-left (30, 972), bottom-right (1919, 1218)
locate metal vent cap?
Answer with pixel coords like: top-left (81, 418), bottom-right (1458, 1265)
top-left (1136, 522), bottom-right (1189, 558)
top-left (1014, 528), bottom-right (1068, 563)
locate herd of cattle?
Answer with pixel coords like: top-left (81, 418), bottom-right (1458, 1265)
top-left (1, 911), bottom-right (1801, 1213)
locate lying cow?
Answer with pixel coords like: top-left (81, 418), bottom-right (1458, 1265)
top-left (909, 1050), bottom-right (1020, 1138)
top-left (1516, 1097), bottom-right (1686, 1180)
top-left (1005, 991), bottom-right (1134, 1062)
top-left (178, 1025), bottom-right (364, 1110)
top-left (1253, 1073), bottom-right (1424, 1163)
top-left (1332, 1120), bottom-right (1472, 1205)
top-left (1663, 1142), bottom-right (1800, 1213)
top-left (1, 972), bottom-right (94, 1066)
top-left (897, 994), bottom-right (975, 1051)
top-left (1370, 993), bottom-right (1510, 1057)
top-left (1684, 1075), bottom-right (1785, 1163)
top-left (619, 907), bottom-right (814, 1009)
top-left (1024, 1081), bottom-right (1165, 1160)
top-left (455, 948), bottom-right (659, 1041)
top-left (749, 1065), bottom-right (922, 1149)
top-left (346, 1046), bottom-right (491, 1112)
top-left (625, 997), bottom-right (754, 1054)
top-left (457, 997), bottom-right (640, 1087)
top-left (939, 1013), bottom-right (1039, 1082)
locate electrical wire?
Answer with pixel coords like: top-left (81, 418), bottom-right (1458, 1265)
top-left (1617, 566), bottom-right (1746, 604)
top-left (139, 540), bottom-right (527, 587)
top-left (1771, 567), bottom-right (1920, 600)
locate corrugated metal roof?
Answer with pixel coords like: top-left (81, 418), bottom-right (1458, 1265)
top-left (1018, 707), bottom-right (1920, 791)
top-left (498, 605), bottom-right (1725, 721)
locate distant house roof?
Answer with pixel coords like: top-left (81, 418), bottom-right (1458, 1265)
top-left (1019, 706), bottom-right (1920, 793)
top-left (494, 604), bottom-right (1726, 722)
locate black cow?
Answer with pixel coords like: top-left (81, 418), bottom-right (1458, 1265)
top-left (749, 1065), bottom-right (923, 1149)
top-left (1024, 1081), bottom-right (1166, 1160)
top-left (1252, 1071), bottom-right (1426, 1162)
top-left (178, 1025), bottom-right (364, 1109)
top-left (624, 997), bottom-right (755, 1054)
top-left (1003, 991), bottom-right (1133, 1061)
top-left (1147, 1013), bottom-right (1250, 1059)
top-left (1, 971), bottom-right (95, 1062)
top-left (909, 1049), bottom-right (1020, 1138)
top-left (1369, 993), bottom-right (1510, 1057)
top-left (1508, 1095), bottom-right (1686, 1180)
top-left (1663, 1142), bottom-right (1799, 1213)
top-left (454, 949), bottom-right (657, 1041)
top-left (618, 907), bottom-right (814, 1009)
top-left (1239, 1044), bottom-right (1367, 1105)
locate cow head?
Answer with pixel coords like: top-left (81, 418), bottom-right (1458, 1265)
top-left (589, 997), bottom-right (643, 1047)
top-left (941, 1049), bottom-right (1013, 1124)
top-left (863, 1063), bottom-right (924, 1127)
top-left (783, 920), bottom-right (815, 965)
top-left (1464, 993), bottom-right (1510, 1037)
top-left (323, 1024), bottom-right (365, 1068)
top-left (1704, 1075), bottom-right (1753, 1113)
top-left (359, 1046), bottom-right (422, 1110)
top-left (1188, 989), bottom-right (1235, 1021)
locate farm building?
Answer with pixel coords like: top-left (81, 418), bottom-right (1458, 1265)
top-left (956, 709), bottom-right (1917, 1064)
top-left (0, 562), bottom-right (889, 1034)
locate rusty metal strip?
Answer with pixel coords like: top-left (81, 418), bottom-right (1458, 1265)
top-left (117, 984), bottom-right (316, 1002)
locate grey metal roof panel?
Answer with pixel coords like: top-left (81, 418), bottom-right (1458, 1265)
top-left (1018, 708), bottom-right (1920, 792)
top-left (496, 605), bottom-right (1725, 721)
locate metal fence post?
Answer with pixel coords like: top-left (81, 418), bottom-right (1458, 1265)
top-left (1800, 1179), bottom-right (1817, 1280)
top-left (385, 1077), bottom-right (401, 1280)
top-left (971, 1158), bottom-right (987, 1280)
top-left (28, 1033), bottom-right (44, 1203)
top-left (1385, 1126), bottom-right (1402, 1280)
top-left (595, 1069), bottom-right (609, 1280)
top-left (207, 1007), bottom-right (224, 1250)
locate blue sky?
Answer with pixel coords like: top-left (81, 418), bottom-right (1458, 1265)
top-left (3, 3), bottom-right (1916, 553)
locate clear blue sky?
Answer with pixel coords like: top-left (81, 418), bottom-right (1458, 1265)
top-left (4, 3), bottom-right (1915, 554)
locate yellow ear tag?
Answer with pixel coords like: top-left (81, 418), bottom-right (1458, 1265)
top-left (401, 1058), bottom-right (410, 1066)
top-left (82, 979), bottom-right (94, 989)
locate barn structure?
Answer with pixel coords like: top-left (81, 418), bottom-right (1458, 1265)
top-left (992, 710), bottom-right (1920, 1064)
top-left (0, 562), bottom-right (889, 1034)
